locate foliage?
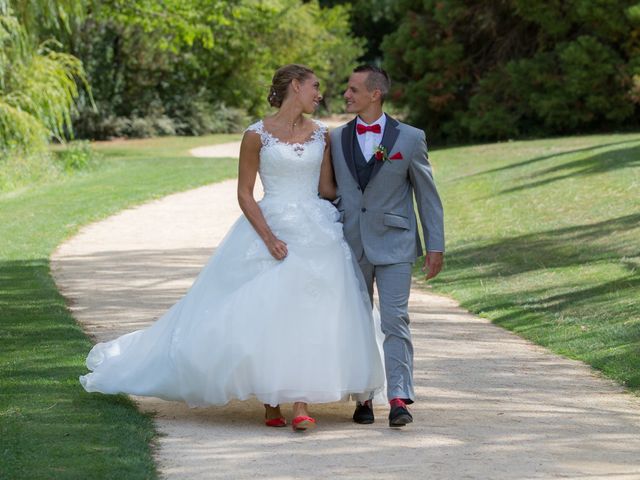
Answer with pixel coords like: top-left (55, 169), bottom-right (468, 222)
top-left (0, 0), bottom-right (87, 159)
top-left (1, 0), bottom-right (363, 145)
top-left (8, 0), bottom-right (87, 42)
top-left (319, 0), bottom-right (399, 63)
top-left (173, 101), bottom-right (249, 136)
top-left (96, 0), bottom-right (218, 51)
top-left (383, 0), bottom-right (640, 141)
top-left (69, 0), bottom-right (362, 139)
top-left (200, 0), bottom-right (363, 114)
top-left (53, 139), bottom-right (100, 171)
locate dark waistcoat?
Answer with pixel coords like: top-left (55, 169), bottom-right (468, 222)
top-left (353, 136), bottom-right (375, 190)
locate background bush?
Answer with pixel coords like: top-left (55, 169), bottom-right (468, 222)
top-left (382, 0), bottom-right (640, 142)
top-left (3, 0), bottom-right (640, 162)
top-left (53, 140), bottom-right (100, 171)
top-left (1, 0), bottom-right (363, 152)
top-left (67, 0), bottom-right (362, 139)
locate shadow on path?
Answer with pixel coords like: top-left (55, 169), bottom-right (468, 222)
top-left (49, 176), bottom-right (640, 479)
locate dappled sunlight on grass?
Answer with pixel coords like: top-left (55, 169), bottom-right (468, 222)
top-left (0, 135), bottom-right (238, 478)
top-left (425, 132), bottom-right (640, 390)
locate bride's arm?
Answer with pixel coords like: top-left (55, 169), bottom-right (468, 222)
top-left (318, 132), bottom-right (336, 200)
top-left (237, 131), bottom-right (288, 261)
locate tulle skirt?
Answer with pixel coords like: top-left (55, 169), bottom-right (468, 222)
top-left (80, 196), bottom-right (385, 406)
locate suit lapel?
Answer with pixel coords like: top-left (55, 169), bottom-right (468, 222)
top-left (341, 118), bottom-right (359, 185)
top-left (368, 114), bottom-right (400, 185)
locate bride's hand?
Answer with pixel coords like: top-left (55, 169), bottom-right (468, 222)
top-left (266, 236), bottom-right (288, 261)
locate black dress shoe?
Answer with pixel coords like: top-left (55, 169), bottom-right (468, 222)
top-left (353, 401), bottom-right (375, 424)
top-left (388, 404), bottom-right (413, 427)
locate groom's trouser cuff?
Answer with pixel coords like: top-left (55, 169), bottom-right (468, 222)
top-left (358, 256), bottom-right (415, 404)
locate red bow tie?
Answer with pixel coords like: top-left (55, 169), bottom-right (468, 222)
top-left (356, 123), bottom-right (382, 135)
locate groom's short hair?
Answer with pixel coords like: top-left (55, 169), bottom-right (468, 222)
top-left (354, 65), bottom-right (391, 104)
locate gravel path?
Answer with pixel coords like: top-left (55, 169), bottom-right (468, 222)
top-left (187, 116), bottom-right (350, 159)
top-left (190, 142), bottom-right (241, 158)
top-left (51, 145), bottom-right (640, 479)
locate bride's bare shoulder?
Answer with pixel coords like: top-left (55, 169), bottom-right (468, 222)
top-left (241, 121), bottom-right (264, 154)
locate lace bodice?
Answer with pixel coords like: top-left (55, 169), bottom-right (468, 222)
top-left (245, 119), bottom-right (327, 200)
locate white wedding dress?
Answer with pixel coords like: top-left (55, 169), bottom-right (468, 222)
top-left (80, 119), bottom-right (385, 407)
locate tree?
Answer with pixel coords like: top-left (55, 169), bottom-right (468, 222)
top-left (70, 0), bottom-right (364, 138)
top-left (319, 0), bottom-right (399, 63)
top-left (0, 0), bottom-right (87, 154)
top-left (383, 0), bottom-right (640, 141)
top-left (197, 0), bottom-right (363, 114)
top-left (9, 0), bottom-right (87, 40)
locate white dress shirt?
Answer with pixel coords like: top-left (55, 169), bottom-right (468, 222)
top-left (356, 113), bottom-right (386, 162)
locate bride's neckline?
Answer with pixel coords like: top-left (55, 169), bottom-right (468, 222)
top-left (259, 119), bottom-right (323, 147)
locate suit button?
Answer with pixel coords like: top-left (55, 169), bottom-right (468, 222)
top-left (361, 208), bottom-right (366, 212)
top-left (357, 186), bottom-right (361, 191)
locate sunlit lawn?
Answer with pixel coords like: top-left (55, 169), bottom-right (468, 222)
top-left (425, 132), bottom-right (640, 391)
top-left (0, 133), bottom-right (240, 479)
top-left (2, 130), bottom-right (639, 479)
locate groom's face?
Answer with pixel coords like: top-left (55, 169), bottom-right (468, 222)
top-left (344, 72), bottom-right (376, 114)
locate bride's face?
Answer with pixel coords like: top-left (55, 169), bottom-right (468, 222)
top-left (294, 75), bottom-right (322, 114)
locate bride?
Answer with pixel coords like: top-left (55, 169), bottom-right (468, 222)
top-left (80, 64), bottom-right (384, 431)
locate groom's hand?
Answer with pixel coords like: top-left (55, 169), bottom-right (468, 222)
top-left (422, 251), bottom-right (443, 281)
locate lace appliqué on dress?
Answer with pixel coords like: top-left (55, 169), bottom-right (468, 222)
top-left (245, 120), bottom-right (326, 156)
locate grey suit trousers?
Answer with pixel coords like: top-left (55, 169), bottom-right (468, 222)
top-left (359, 254), bottom-right (415, 403)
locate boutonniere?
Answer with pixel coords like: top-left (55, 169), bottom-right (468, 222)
top-left (374, 145), bottom-right (403, 162)
top-left (374, 145), bottom-right (388, 162)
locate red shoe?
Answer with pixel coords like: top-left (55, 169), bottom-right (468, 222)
top-left (264, 416), bottom-right (287, 428)
top-left (291, 415), bottom-right (317, 431)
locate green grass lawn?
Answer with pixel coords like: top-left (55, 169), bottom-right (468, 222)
top-left (0, 134), bottom-right (240, 479)
top-left (1, 130), bottom-right (639, 478)
top-left (425, 132), bottom-right (640, 391)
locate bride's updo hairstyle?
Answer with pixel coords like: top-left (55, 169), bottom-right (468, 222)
top-left (268, 64), bottom-right (315, 108)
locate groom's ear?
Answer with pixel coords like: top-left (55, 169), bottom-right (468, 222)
top-left (371, 88), bottom-right (383, 104)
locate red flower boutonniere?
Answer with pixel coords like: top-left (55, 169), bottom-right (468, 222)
top-left (374, 145), bottom-right (404, 162)
top-left (374, 145), bottom-right (388, 162)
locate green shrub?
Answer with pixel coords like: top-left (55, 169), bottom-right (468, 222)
top-left (80, 114), bottom-right (132, 139)
top-left (53, 140), bottom-right (100, 172)
top-left (383, 0), bottom-right (640, 141)
top-left (173, 101), bottom-right (249, 136)
top-left (73, 99), bottom-right (245, 139)
top-left (153, 115), bottom-right (177, 136)
top-left (68, 1), bottom-right (361, 140)
top-left (129, 117), bottom-right (156, 138)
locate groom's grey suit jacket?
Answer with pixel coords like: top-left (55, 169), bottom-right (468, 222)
top-left (330, 115), bottom-right (444, 265)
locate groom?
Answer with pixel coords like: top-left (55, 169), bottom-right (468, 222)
top-left (330, 65), bottom-right (445, 427)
